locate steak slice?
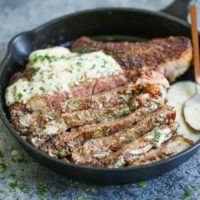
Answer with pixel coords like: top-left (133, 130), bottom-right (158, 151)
top-left (104, 122), bottom-right (179, 168)
top-left (72, 36), bottom-right (192, 82)
top-left (131, 136), bottom-right (193, 167)
top-left (71, 106), bottom-right (176, 166)
top-left (40, 104), bottom-right (172, 159)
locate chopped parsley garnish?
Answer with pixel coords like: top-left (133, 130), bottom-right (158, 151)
top-left (14, 86), bottom-right (17, 91)
top-left (18, 93), bottom-right (23, 100)
top-left (91, 187), bottom-right (96, 192)
top-left (103, 59), bottom-right (107, 65)
top-left (92, 64), bottom-right (96, 69)
top-left (76, 62), bottom-right (81, 67)
top-left (48, 76), bottom-right (53, 79)
top-left (79, 75), bottom-right (84, 81)
top-left (40, 87), bottom-right (45, 91)
top-left (34, 67), bottom-right (40, 73)
top-left (67, 69), bottom-right (72, 73)
top-left (152, 131), bottom-right (161, 142)
top-left (58, 149), bottom-right (65, 157)
top-left (77, 101), bottom-right (82, 105)
top-left (105, 129), bottom-right (110, 136)
top-left (113, 53), bottom-right (121, 59)
top-left (108, 116), bottom-right (113, 121)
top-left (118, 109), bottom-right (129, 118)
top-left (139, 183), bottom-right (146, 189)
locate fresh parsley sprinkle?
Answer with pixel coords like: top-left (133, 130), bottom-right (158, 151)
top-left (14, 86), bottom-right (17, 91)
top-left (91, 187), bottom-right (96, 192)
top-left (185, 190), bottom-right (191, 196)
top-left (67, 69), bottom-right (72, 73)
top-left (48, 76), bottom-right (53, 79)
top-left (18, 93), bottom-right (23, 100)
top-left (79, 75), bottom-right (84, 81)
top-left (76, 62), bottom-right (81, 66)
top-left (139, 183), bottom-right (146, 189)
top-left (152, 132), bottom-right (161, 142)
top-left (0, 163), bottom-right (7, 173)
top-left (92, 64), bottom-right (96, 69)
top-left (77, 101), bottom-right (82, 105)
top-left (40, 87), bottom-right (45, 91)
top-left (58, 149), bottom-right (65, 157)
top-left (118, 109), bottom-right (129, 117)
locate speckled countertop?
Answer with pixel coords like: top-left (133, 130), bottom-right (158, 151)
top-left (0, 0), bottom-right (200, 200)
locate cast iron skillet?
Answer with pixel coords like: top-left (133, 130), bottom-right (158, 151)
top-left (0, 0), bottom-right (199, 184)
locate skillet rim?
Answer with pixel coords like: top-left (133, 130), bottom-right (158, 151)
top-left (0, 7), bottom-right (199, 173)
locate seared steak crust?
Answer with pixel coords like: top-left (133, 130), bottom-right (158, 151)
top-left (72, 36), bottom-right (192, 82)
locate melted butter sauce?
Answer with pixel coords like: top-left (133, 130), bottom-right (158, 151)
top-left (5, 47), bottom-right (122, 106)
top-left (167, 81), bottom-right (200, 143)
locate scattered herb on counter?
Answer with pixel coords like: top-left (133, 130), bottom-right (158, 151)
top-left (0, 163), bottom-right (7, 173)
top-left (17, 155), bottom-right (32, 164)
top-left (139, 183), bottom-right (146, 189)
top-left (185, 190), bottom-right (191, 196)
top-left (36, 184), bottom-right (49, 196)
top-left (0, 151), bottom-right (4, 158)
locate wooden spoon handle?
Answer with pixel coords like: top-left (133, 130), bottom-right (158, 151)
top-left (190, 4), bottom-right (200, 85)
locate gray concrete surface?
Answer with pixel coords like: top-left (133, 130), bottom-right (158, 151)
top-left (0, 0), bottom-right (200, 199)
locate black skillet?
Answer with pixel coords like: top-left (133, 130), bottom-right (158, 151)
top-left (0, 0), bottom-right (199, 184)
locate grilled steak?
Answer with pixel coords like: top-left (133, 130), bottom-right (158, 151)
top-left (71, 106), bottom-right (176, 166)
top-left (104, 122), bottom-right (179, 168)
top-left (131, 136), bottom-right (193, 167)
top-left (40, 104), bottom-right (174, 160)
top-left (72, 36), bottom-right (192, 82)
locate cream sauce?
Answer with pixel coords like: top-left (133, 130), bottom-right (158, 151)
top-left (167, 81), bottom-right (200, 143)
top-left (5, 47), bottom-right (122, 106)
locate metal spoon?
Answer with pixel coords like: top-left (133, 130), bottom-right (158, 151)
top-left (183, 4), bottom-right (200, 131)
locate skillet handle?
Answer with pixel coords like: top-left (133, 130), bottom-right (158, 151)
top-left (161, 0), bottom-right (196, 21)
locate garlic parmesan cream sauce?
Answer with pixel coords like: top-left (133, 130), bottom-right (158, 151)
top-left (167, 81), bottom-right (200, 143)
top-left (5, 47), bottom-right (123, 106)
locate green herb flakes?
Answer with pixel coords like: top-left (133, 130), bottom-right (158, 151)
top-left (58, 149), bottom-right (65, 157)
top-left (40, 87), bottom-right (45, 91)
top-left (139, 182), bottom-right (146, 189)
top-left (18, 93), bottom-right (23, 100)
top-left (152, 132), bottom-right (161, 142)
top-left (0, 163), bottom-right (7, 173)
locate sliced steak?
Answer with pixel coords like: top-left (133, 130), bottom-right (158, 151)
top-left (131, 136), bottom-right (193, 167)
top-left (104, 122), bottom-right (179, 168)
top-left (72, 36), bottom-right (192, 82)
top-left (40, 103), bottom-right (172, 159)
top-left (72, 105), bottom-right (176, 166)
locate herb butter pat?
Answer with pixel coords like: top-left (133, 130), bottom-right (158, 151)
top-left (5, 47), bottom-right (122, 106)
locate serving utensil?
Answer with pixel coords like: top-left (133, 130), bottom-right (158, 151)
top-left (184, 4), bottom-right (200, 131)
